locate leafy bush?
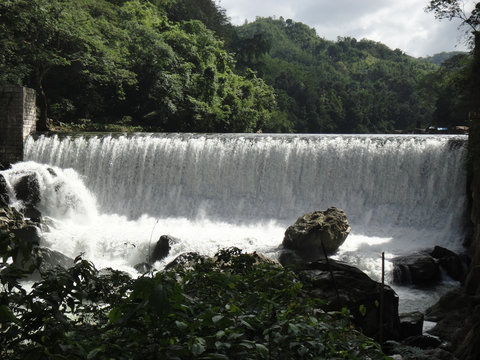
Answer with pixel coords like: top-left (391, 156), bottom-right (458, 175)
top-left (1, 242), bottom-right (389, 359)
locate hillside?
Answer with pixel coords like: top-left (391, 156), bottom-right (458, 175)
top-left (234, 17), bottom-right (440, 133)
top-left (0, 0), bottom-right (472, 133)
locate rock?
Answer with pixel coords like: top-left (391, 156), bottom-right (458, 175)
top-left (134, 262), bottom-right (152, 273)
top-left (278, 249), bottom-right (306, 269)
top-left (0, 174), bottom-right (9, 207)
top-left (299, 259), bottom-right (400, 341)
top-left (23, 207), bottom-right (42, 223)
top-left (13, 247), bottom-right (74, 279)
top-left (425, 288), bottom-right (480, 359)
top-left (402, 335), bottom-right (441, 349)
top-left (464, 265), bottom-right (480, 295)
top-left (282, 207), bottom-right (351, 261)
top-left (34, 247), bottom-right (74, 272)
top-left (383, 341), bottom-right (457, 360)
top-left (165, 252), bottom-right (207, 270)
top-left (246, 252), bottom-right (281, 266)
top-left (393, 253), bottom-right (440, 286)
top-left (14, 173), bottom-right (41, 208)
top-left (11, 225), bottom-right (41, 246)
top-left (150, 235), bottom-right (179, 263)
top-left (400, 311), bottom-right (424, 340)
top-left (431, 246), bottom-right (466, 282)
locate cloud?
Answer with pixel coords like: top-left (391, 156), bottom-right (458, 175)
top-left (217, 0), bottom-right (474, 57)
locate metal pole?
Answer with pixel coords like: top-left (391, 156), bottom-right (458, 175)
top-left (379, 251), bottom-right (385, 344)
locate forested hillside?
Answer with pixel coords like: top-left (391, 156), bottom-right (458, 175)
top-left (0, 0), bottom-right (473, 133)
top-left (234, 17), bottom-right (473, 133)
top-left (0, 0), bottom-right (275, 133)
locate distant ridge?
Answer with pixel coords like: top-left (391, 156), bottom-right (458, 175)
top-left (419, 51), bottom-right (469, 65)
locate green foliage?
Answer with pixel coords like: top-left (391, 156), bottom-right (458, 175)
top-left (2, 0), bottom-right (470, 133)
top-left (0, 0), bottom-right (276, 133)
top-left (419, 51), bottom-right (468, 66)
top-left (235, 17), bottom-right (441, 133)
top-left (0, 246), bottom-right (389, 359)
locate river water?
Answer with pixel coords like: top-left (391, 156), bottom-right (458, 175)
top-left (2, 133), bottom-right (469, 312)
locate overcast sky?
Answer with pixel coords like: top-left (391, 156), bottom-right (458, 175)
top-left (217, 0), bottom-right (476, 57)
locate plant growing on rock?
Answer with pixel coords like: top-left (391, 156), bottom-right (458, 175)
top-left (0, 245), bottom-right (389, 359)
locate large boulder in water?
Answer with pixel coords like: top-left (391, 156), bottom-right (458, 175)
top-left (282, 208), bottom-right (350, 261)
top-left (299, 259), bottom-right (400, 341)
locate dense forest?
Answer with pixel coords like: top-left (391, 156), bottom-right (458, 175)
top-left (0, 0), bottom-right (474, 133)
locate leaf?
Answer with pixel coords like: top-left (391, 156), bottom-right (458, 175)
top-left (212, 314), bottom-right (223, 324)
top-left (175, 320), bottom-right (188, 330)
top-left (255, 343), bottom-right (269, 358)
top-left (87, 347), bottom-right (103, 359)
top-left (191, 337), bottom-right (206, 356)
top-left (0, 305), bottom-right (16, 323)
top-left (288, 323), bottom-right (300, 336)
top-left (108, 307), bottom-right (123, 323)
top-left (240, 318), bottom-right (254, 330)
top-left (359, 304), bottom-right (367, 317)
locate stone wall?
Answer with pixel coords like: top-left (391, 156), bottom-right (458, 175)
top-left (0, 84), bottom-right (36, 166)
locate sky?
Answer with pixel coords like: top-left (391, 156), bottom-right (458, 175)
top-left (217, 0), bottom-right (476, 57)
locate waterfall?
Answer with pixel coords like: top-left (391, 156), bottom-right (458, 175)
top-left (1, 133), bottom-right (468, 287)
top-left (24, 133), bottom-right (468, 234)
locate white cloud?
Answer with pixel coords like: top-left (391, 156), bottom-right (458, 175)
top-left (217, 0), bottom-right (475, 57)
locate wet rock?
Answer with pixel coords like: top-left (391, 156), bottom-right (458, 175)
top-left (13, 247), bottom-right (74, 280)
top-left (431, 246), bottom-right (466, 282)
top-left (134, 262), bottom-right (152, 273)
top-left (393, 253), bottom-right (440, 286)
top-left (383, 341), bottom-right (457, 360)
top-left (299, 259), bottom-right (400, 341)
top-left (150, 235), bottom-right (179, 263)
top-left (402, 335), bottom-right (441, 349)
top-left (23, 207), bottom-right (42, 223)
top-left (400, 311), bottom-right (424, 340)
top-left (282, 207), bottom-right (350, 261)
top-left (14, 173), bottom-right (41, 207)
top-left (0, 174), bottom-right (9, 207)
top-left (165, 252), bottom-right (207, 270)
top-left (278, 249), bottom-right (306, 269)
top-left (11, 225), bottom-right (41, 246)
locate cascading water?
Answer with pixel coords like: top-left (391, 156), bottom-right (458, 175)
top-left (2, 133), bottom-right (469, 311)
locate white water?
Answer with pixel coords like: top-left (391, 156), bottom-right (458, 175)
top-left (2, 133), bottom-right (469, 309)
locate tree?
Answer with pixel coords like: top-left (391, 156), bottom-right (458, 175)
top-left (0, 0), bottom-right (135, 131)
top-left (426, 1), bottom-right (479, 110)
top-left (426, 1), bottom-right (480, 47)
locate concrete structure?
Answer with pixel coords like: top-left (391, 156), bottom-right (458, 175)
top-left (0, 84), bottom-right (36, 167)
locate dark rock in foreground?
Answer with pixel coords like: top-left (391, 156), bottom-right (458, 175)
top-left (399, 311), bottom-right (424, 340)
top-left (298, 259), bottom-right (400, 341)
top-left (282, 207), bottom-right (350, 261)
top-left (431, 246), bottom-right (466, 282)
